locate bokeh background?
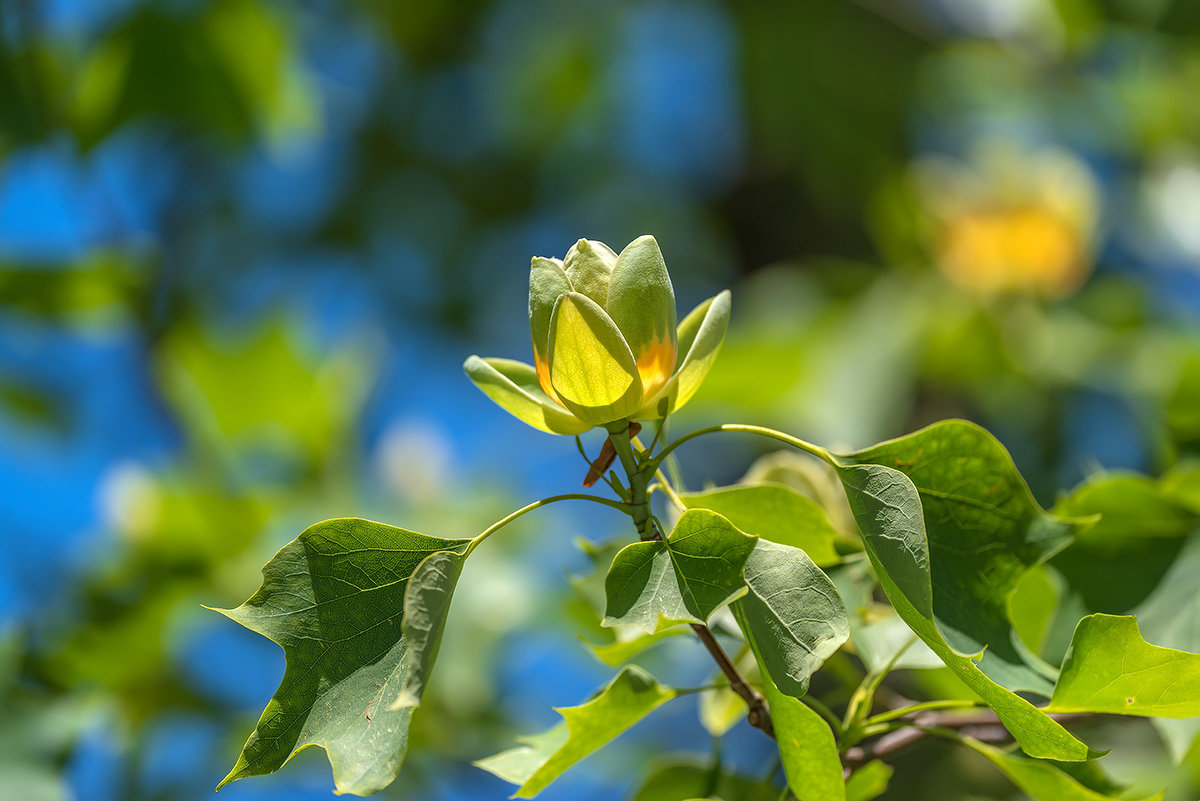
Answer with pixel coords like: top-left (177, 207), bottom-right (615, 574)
top-left (3, 0), bottom-right (1200, 799)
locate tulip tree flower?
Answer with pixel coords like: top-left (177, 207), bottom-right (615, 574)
top-left (465, 235), bottom-right (731, 434)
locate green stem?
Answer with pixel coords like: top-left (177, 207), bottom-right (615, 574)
top-left (649, 424), bottom-right (833, 475)
top-left (864, 699), bottom-right (981, 727)
top-left (607, 421), bottom-right (654, 540)
top-left (467, 494), bottom-right (630, 556)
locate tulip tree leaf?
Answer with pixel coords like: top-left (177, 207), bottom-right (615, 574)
top-left (604, 510), bottom-right (757, 632)
top-left (680, 483), bottom-right (840, 566)
top-left (463, 356), bottom-right (590, 435)
top-left (1048, 614), bottom-right (1200, 717)
top-left (732, 540), bottom-right (848, 698)
top-left (628, 758), bottom-right (778, 801)
top-left (959, 738), bottom-right (1164, 801)
top-left (841, 420), bottom-right (1088, 696)
top-left (830, 437), bottom-right (1096, 761)
top-left (548, 292), bottom-right (643, 426)
top-left (391, 549), bottom-right (465, 710)
top-left (475, 666), bottom-right (677, 799)
top-left (589, 627), bottom-right (688, 667)
top-left (759, 669), bottom-right (844, 801)
top-left (214, 519), bottom-right (472, 795)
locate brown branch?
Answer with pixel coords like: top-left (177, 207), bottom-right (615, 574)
top-left (841, 709), bottom-right (1101, 777)
top-left (691, 623), bottom-right (775, 739)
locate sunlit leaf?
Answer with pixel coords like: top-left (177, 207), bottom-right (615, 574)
top-left (475, 666), bottom-right (677, 799)
top-left (214, 519), bottom-right (470, 795)
top-left (1049, 614), bottom-right (1200, 717)
top-left (588, 627), bottom-right (688, 666)
top-left (680, 483), bottom-right (840, 566)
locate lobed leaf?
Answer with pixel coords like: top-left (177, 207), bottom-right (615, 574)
top-left (214, 518), bottom-right (471, 795)
top-left (603, 509), bottom-right (756, 632)
top-left (475, 666), bottom-right (677, 798)
top-left (1049, 614), bottom-right (1200, 717)
top-left (680, 483), bottom-right (840, 566)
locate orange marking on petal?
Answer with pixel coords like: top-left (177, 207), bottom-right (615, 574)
top-left (635, 338), bottom-right (676, 401)
top-left (534, 353), bottom-right (565, 407)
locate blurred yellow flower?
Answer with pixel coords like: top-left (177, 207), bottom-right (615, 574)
top-left (913, 142), bottom-right (1099, 297)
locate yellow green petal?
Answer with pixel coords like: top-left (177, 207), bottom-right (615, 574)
top-left (548, 293), bottom-right (644, 427)
top-left (464, 356), bottom-right (590, 435)
top-left (634, 290), bottom-right (730, 418)
top-left (606, 235), bottom-right (677, 384)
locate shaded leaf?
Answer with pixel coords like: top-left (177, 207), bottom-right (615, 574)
top-left (604, 510), bottom-right (756, 632)
top-left (680, 483), bottom-right (840, 565)
top-left (214, 518), bottom-right (470, 795)
top-left (733, 540), bottom-right (848, 697)
top-left (841, 420), bottom-right (1087, 695)
top-left (475, 666), bottom-right (677, 799)
top-left (629, 757), bottom-right (778, 801)
top-left (1049, 614), bottom-right (1200, 717)
top-left (391, 549), bottom-right (465, 709)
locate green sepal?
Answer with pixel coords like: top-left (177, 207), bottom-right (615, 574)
top-left (607, 235), bottom-right (677, 364)
top-left (563, 239), bottom-right (616, 309)
top-left (463, 356), bottom-right (590, 435)
top-left (548, 292), bottom-right (644, 427)
top-left (635, 290), bottom-right (731, 418)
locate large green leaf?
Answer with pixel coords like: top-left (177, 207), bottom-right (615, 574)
top-left (960, 738), bottom-right (1164, 801)
top-left (604, 509), bottom-right (756, 632)
top-left (831, 452), bottom-right (1096, 761)
top-left (760, 670), bottom-right (844, 801)
top-left (732, 540), bottom-right (848, 698)
top-left (214, 518), bottom-right (470, 795)
top-left (391, 549), bottom-right (465, 710)
top-left (475, 666), bottom-right (677, 798)
top-left (1049, 614), bottom-right (1200, 717)
top-left (679, 483), bottom-right (840, 566)
top-left (841, 420), bottom-right (1086, 695)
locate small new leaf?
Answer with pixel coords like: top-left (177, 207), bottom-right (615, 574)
top-left (475, 666), bottom-right (677, 798)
